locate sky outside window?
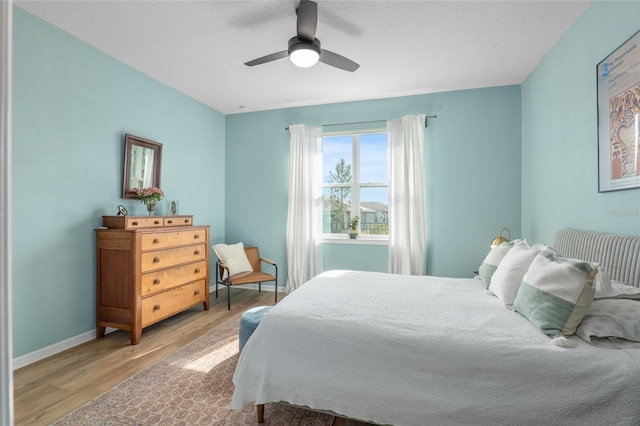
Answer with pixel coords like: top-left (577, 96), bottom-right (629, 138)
top-left (323, 133), bottom-right (388, 203)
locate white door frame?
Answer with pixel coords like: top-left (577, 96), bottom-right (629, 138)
top-left (1, 0), bottom-right (14, 424)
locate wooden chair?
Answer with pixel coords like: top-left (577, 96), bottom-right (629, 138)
top-left (215, 246), bottom-right (278, 310)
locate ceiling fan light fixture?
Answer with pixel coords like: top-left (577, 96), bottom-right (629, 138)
top-left (288, 37), bottom-right (321, 68)
top-left (290, 47), bottom-right (319, 68)
top-left (245, 3), bottom-right (359, 73)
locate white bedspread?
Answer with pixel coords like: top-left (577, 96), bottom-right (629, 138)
top-left (231, 270), bottom-right (640, 425)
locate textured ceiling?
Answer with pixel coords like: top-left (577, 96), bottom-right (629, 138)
top-left (16, 0), bottom-right (590, 114)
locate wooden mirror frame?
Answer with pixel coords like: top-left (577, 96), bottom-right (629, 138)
top-left (122, 134), bottom-right (162, 199)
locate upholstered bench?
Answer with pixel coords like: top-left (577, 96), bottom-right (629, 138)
top-left (239, 306), bottom-right (272, 352)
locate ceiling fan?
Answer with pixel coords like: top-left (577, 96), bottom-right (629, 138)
top-left (244, 0), bottom-right (359, 72)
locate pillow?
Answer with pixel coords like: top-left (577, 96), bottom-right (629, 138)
top-left (530, 243), bottom-right (556, 253)
top-left (212, 242), bottom-right (253, 278)
top-left (595, 280), bottom-right (640, 300)
top-left (576, 299), bottom-right (640, 347)
top-left (592, 266), bottom-right (613, 293)
top-left (488, 241), bottom-right (539, 308)
top-left (513, 250), bottom-right (598, 337)
top-left (478, 240), bottom-right (521, 289)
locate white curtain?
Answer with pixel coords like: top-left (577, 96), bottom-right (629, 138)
top-left (286, 124), bottom-right (323, 292)
top-left (387, 114), bottom-right (427, 275)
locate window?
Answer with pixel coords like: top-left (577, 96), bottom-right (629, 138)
top-left (322, 131), bottom-right (389, 238)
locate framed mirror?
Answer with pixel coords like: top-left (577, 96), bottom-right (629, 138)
top-left (122, 134), bottom-right (162, 199)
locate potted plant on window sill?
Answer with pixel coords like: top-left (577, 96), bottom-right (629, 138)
top-left (348, 216), bottom-right (360, 239)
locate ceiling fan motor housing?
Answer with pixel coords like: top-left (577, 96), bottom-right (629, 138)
top-left (288, 36), bottom-right (321, 56)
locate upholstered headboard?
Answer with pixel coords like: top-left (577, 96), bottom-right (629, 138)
top-left (554, 229), bottom-right (640, 288)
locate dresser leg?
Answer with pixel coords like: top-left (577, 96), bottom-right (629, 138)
top-left (96, 326), bottom-right (106, 339)
top-left (131, 329), bottom-right (141, 345)
top-left (203, 300), bottom-right (210, 310)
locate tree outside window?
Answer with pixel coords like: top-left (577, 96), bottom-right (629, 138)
top-left (322, 132), bottom-right (388, 237)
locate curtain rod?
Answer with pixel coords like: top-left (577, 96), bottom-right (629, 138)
top-left (285, 115), bottom-right (437, 131)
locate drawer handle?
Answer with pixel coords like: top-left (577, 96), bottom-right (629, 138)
top-left (194, 250), bottom-right (200, 256)
top-left (167, 220), bottom-right (173, 224)
top-left (153, 238), bottom-right (160, 244)
top-left (153, 257), bottom-right (160, 263)
top-left (194, 268), bottom-right (201, 274)
top-left (153, 305), bottom-right (161, 311)
top-left (194, 234), bottom-right (200, 239)
top-left (194, 290), bottom-right (200, 296)
top-left (154, 220), bottom-right (160, 225)
top-left (153, 279), bottom-right (161, 285)
top-left (132, 221), bottom-right (139, 226)
top-left (184, 219), bottom-right (190, 223)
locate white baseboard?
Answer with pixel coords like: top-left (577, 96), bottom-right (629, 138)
top-left (13, 327), bottom-right (114, 370)
top-left (13, 284), bottom-right (285, 370)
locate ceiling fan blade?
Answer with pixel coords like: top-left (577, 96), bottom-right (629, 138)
top-left (296, 0), bottom-right (317, 41)
top-left (244, 51), bottom-right (288, 67)
top-left (319, 49), bottom-right (360, 72)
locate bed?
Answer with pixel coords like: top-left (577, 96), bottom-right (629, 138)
top-left (230, 229), bottom-right (640, 425)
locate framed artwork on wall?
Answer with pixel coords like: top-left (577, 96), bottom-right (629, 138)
top-left (597, 29), bottom-right (640, 192)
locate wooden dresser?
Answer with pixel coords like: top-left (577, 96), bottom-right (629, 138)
top-left (96, 215), bottom-right (210, 344)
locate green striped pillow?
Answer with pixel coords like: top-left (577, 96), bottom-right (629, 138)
top-left (478, 240), bottom-right (519, 289)
top-left (513, 250), bottom-right (598, 337)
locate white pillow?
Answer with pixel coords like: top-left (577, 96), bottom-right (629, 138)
top-left (529, 243), bottom-right (555, 253)
top-left (212, 242), bottom-right (253, 278)
top-left (576, 299), bottom-right (640, 348)
top-left (513, 250), bottom-right (597, 338)
top-left (595, 280), bottom-right (640, 300)
top-left (592, 266), bottom-right (613, 293)
top-left (478, 239), bottom-right (523, 289)
top-left (488, 241), bottom-right (539, 308)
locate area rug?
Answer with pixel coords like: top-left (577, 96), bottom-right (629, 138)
top-left (52, 318), bottom-right (334, 426)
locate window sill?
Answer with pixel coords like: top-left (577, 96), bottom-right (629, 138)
top-left (322, 236), bottom-right (388, 246)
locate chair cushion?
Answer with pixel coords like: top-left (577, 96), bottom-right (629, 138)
top-left (239, 306), bottom-right (272, 352)
top-left (229, 271), bottom-right (276, 286)
top-left (212, 242), bottom-right (253, 278)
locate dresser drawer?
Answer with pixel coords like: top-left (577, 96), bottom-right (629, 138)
top-left (126, 217), bottom-right (163, 229)
top-left (164, 216), bottom-right (193, 227)
top-left (141, 229), bottom-right (206, 251)
top-left (141, 280), bottom-right (207, 327)
top-left (101, 216), bottom-right (163, 229)
top-left (140, 243), bottom-right (206, 272)
top-left (141, 260), bottom-right (208, 296)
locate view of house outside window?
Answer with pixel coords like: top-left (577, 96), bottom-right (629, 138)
top-left (322, 131), bottom-right (389, 237)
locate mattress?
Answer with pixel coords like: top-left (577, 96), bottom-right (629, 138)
top-left (231, 270), bottom-right (640, 425)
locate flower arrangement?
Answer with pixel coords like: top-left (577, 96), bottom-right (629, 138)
top-left (136, 187), bottom-right (165, 204)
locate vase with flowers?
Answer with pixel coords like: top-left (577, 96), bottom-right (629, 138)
top-left (136, 187), bottom-right (165, 215)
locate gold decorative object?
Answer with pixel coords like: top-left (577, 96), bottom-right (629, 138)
top-left (491, 228), bottom-right (511, 249)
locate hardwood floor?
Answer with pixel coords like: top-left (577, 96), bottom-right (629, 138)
top-left (13, 288), bottom-right (273, 425)
top-left (14, 288), bottom-right (372, 426)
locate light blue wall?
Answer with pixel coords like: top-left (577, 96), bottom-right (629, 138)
top-left (322, 244), bottom-right (388, 273)
top-left (12, 8), bottom-right (225, 358)
top-left (225, 86), bottom-right (522, 280)
top-left (13, 5), bottom-right (525, 359)
top-left (522, 1), bottom-right (640, 244)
